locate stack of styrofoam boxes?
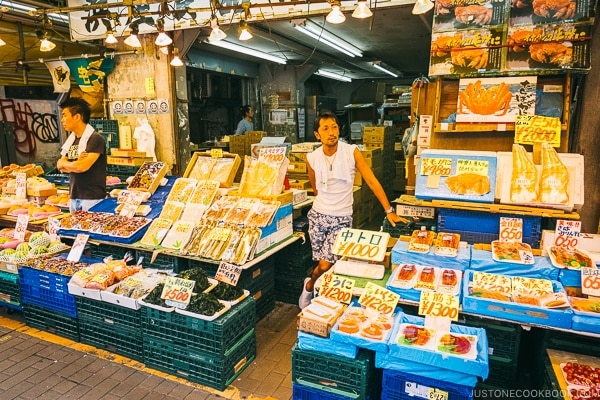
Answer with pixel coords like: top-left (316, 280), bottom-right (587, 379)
top-left (356, 146), bottom-right (384, 226)
top-left (141, 296), bottom-right (257, 391)
top-left (362, 126), bottom-right (397, 203)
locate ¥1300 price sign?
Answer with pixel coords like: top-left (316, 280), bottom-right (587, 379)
top-left (358, 282), bottom-right (399, 315)
top-left (418, 291), bottom-right (459, 321)
top-left (581, 268), bottom-right (600, 297)
top-left (319, 273), bottom-right (355, 304)
top-left (161, 276), bottom-right (196, 309)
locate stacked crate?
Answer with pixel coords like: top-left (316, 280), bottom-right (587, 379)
top-left (228, 131), bottom-right (267, 183)
top-left (0, 270), bottom-right (22, 311)
top-left (273, 232), bottom-right (313, 305)
top-left (19, 266), bottom-right (79, 341)
top-left (141, 296), bottom-right (256, 391)
top-left (382, 369), bottom-right (474, 400)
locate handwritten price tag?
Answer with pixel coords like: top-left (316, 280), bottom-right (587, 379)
top-left (211, 148), bottom-right (223, 158)
top-left (319, 273), bottom-right (355, 304)
top-left (119, 203), bottom-right (138, 218)
top-left (419, 158), bottom-right (452, 176)
top-left (67, 233), bottom-right (89, 262)
top-left (14, 214), bottom-right (29, 241)
top-left (418, 291), bottom-right (459, 321)
top-left (515, 115), bottom-right (561, 147)
top-left (15, 172), bottom-right (27, 199)
top-left (357, 282), bottom-right (399, 315)
top-left (259, 146), bottom-right (287, 163)
top-left (430, 388), bottom-right (449, 400)
top-left (332, 228), bottom-right (389, 262)
top-left (161, 276), bottom-right (196, 308)
top-left (581, 268), bottom-right (600, 297)
top-left (215, 261), bottom-right (242, 286)
top-left (499, 217), bottom-right (523, 243)
top-left (554, 219), bottom-right (581, 250)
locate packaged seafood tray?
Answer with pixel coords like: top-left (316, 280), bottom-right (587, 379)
top-left (329, 306), bottom-right (398, 353)
top-left (127, 161), bottom-right (168, 194)
top-left (386, 264), bottom-right (463, 301)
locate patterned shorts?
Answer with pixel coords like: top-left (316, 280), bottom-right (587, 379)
top-left (308, 208), bottom-right (353, 263)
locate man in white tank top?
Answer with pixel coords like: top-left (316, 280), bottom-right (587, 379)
top-left (299, 111), bottom-right (406, 309)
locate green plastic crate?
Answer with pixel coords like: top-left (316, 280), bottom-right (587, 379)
top-left (89, 243), bottom-right (133, 262)
top-left (79, 316), bottom-right (144, 362)
top-left (23, 303), bottom-right (79, 342)
top-left (544, 330), bottom-right (600, 357)
top-left (484, 355), bottom-right (518, 388)
top-left (141, 296), bottom-right (255, 357)
top-left (136, 249), bottom-right (188, 273)
top-left (75, 296), bottom-right (141, 329)
top-left (463, 315), bottom-right (521, 363)
top-left (292, 344), bottom-right (375, 400)
top-left (143, 328), bottom-right (255, 391)
top-left (254, 281), bottom-right (275, 321)
top-left (0, 270), bottom-right (21, 310)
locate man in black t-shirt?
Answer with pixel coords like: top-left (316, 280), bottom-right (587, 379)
top-left (57, 98), bottom-right (107, 212)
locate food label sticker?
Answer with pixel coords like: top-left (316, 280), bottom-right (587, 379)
top-left (429, 388), bottom-right (449, 400)
top-left (554, 219), bottom-right (581, 250)
top-left (395, 205), bottom-right (435, 218)
top-left (357, 282), bottom-right (399, 315)
top-left (67, 233), bottom-right (89, 262)
top-left (14, 214), bottom-right (29, 241)
top-left (404, 381), bottom-right (430, 398)
top-left (320, 273), bottom-right (355, 304)
top-left (499, 217), bottom-right (523, 243)
top-left (581, 268), bottom-right (600, 297)
top-left (515, 115), bottom-right (561, 147)
top-left (210, 148), bottom-right (223, 158)
top-left (418, 291), bottom-right (459, 321)
top-left (161, 276), bottom-right (196, 308)
top-left (47, 217), bottom-right (60, 242)
top-left (215, 261), bottom-right (242, 286)
top-left (332, 228), bottom-right (389, 262)
top-left (15, 172), bottom-right (27, 199)
top-left (420, 158), bottom-right (452, 176)
top-left (456, 159), bottom-right (488, 176)
top-left (119, 203), bottom-right (138, 218)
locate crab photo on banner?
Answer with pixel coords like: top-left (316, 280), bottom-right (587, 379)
top-left (456, 76), bottom-right (537, 123)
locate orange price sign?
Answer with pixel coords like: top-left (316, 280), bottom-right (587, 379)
top-left (319, 273), bottom-right (355, 304)
top-left (357, 282), bottom-right (399, 315)
top-left (161, 276), bottom-right (196, 309)
top-left (554, 219), bottom-right (581, 250)
top-left (581, 268), bottom-right (600, 297)
top-left (499, 217), bottom-right (523, 243)
top-left (418, 291), bottom-right (459, 321)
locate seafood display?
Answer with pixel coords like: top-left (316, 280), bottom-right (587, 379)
top-left (445, 173), bottom-right (491, 196)
top-left (548, 246), bottom-right (595, 269)
top-left (334, 306), bottom-right (394, 342)
top-left (491, 240), bottom-right (534, 264)
top-left (398, 324), bottom-right (435, 347)
top-left (434, 232), bottom-right (461, 257)
top-left (389, 264), bottom-right (462, 295)
top-left (437, 333), bottom-right (477, 358)
top-left (510, 144), bottom-right (538, 203)
top-left (408, 229), bottom-right (436, 253)
top-left (60, 211), bottom-right (150, 238)
top-left (540, 142), bottom-right (569, 204)
top-left (128, 162), bottom-right (167, 194)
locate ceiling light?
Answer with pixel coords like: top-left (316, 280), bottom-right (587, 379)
top-left (124, 24), bottom-right (142, 48)
top-left (0, 38), bottom-right (5, 46)
top-left (155, 19), bottom-right (173, 46)
top-left (293, 23), bottom-right (362, 57)
top-left (326, 3), bottom-right (346, 24)
top-left (239, 20), bottom-right (252, 41)
top-left (209, 17), bottom-right (227, 42)
top-left (160, 46), bottom-right (169, 54)
top-left (105, 31), bottom-right (118, 44)
top-left (352, 1), bottom-right (373, 18)
top-left (412, 0), bottom-right (434, 14)
top-left (207, 40), bottom-right (287, 64)
top-left (170, 48), bottom-right (184, 67)
top-left (372, 61), bottom-right (400, 77)
top-left (315, 69), bottom-right (352, 82)
top-left (36, 30), bottom-right (55, 52)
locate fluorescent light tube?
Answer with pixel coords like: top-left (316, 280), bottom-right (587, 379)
top-left (208, 40), bottom-right (287, 64)
top-left (315, 69), bottom-right (352, 82)
top-left (373, 62), bottom-right (399, 77)
top-left (294, 24), bottom-right (362, 58)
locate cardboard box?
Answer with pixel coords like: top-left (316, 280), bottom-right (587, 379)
top-left (183, 152), bottom-right (241, 188)
top-left (291, 189), bottom-right (308, 205)
top-left (247, 131), bottom-right (267, 143)
top-left (228, 189), bottom-right (293, 205)
top-left (250, 137), bottom-right (291, 157)
top-left (107, 156), bottom-right (153, 166)
top-left (288, 152), bottom-right (309, 163)
top-left (363, 126), bottom-right (386, 136)
top-left (3, 185), bottom-right (57, 197)
top-left (288, 179), bottom-right (311, 190)
top-left (297, 306), bottom-right (345, 338)
top-left (0, 261), bottom-right (19, 274)
top-left (292, 142), bottom-right (321, 152)
top-left (287, 161), bottom-right (307, 174)
top-left (110, 149), bottom-right (148, 158)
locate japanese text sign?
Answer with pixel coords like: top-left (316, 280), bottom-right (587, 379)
top-left (332, 228), bottom-right (389, 262)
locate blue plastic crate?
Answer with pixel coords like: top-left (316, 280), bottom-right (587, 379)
top-left (19, 267), bottom-right (77, 317)
top-left (437, 208), bottom-right (541, 247)
top-left (293, 383), bottom-right (377, 400)
top-left (381, 369), bottom-right (474, 400)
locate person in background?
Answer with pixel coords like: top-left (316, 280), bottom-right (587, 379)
top-left (299, 111), bottom-right (406, 309)
top-left (57, 98), bottom-right (107, 212)
top-left (235, 105), bottom-right (254, 135)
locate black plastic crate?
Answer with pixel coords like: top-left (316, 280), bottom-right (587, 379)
top-left (485, 355), bottom-right (518, 388)
top-left (136, 249), bottom-right (188, 273)
top-left (275, 275), bottom-right (310, 305)
top-left (23, 303), bottom-right (79, 341)
top-left (143, 329), bottom-right (256, 391)
top-left (254, 281), bottom-right (275, 321)
top-left (292, 345), bottom-right (375, 400)
top-left (544, 330), bottom-right (600, 357)
top-left (90, 119), bottom-right (119, 151)
top-left (541, 353), bottom-right (564, 400)
top-left (141, 296), bottom-right (255, 357)
top-left (89, 243), bottom-right (133, 262)
top-left (0, 270), bottom-right (21, 310)
top-left (462, 315), bottom-right (521, 363)
top-left (382, 216), bottom-right (437, 238)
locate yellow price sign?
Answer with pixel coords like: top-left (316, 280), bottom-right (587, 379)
top-left (418, 291), bottom-right (459, 321)
top-left (499, 217), bottom-right (523, 242)
top-left (357, 282), bottom-right (399, 315)
top-left (429, 388), bottom-right (449, 400)
top-left (161, 276), bottom-right (196, 308)
top-left (420, 158), bottom-right (452, 176)
top-left (515, 115), bottom-right (561, 147)
top-left (211, 148), bottom-right (223, 158)
top-left (320, 273), bottom-right (355, 304)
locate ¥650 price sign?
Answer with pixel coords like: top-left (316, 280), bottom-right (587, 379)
top-left (358, 282), bottom-right (399, 315)
top-left (332, 228), bottom-right (389, 262)
top-left (499, 217), bottom-right (523, 242)
top-left (554, 219), bottom-right (581, 250)
top-left (418, 291), bottom-right (459, 321)
top-left (581, 268), bottom-right (600, 297)
top-left (319, 273), bottom-right (355, 304)
top-left (161, 276), bottom-right (196, 308)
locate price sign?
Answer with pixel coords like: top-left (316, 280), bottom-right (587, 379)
top-left (357, 282), bottom-right (399, 315)
top-left (332, 228), bottom-right (389, 262)
top-left (554, 219), bottom-right (581, 250)
top-left (47, 217), bottom-right (60, 242)
top-left (429, 388), bottom-right (449, 400)
top-left (215, 261), bottom-right (242, 286)
top-left (119, 203), bottom-right (138, 218)
top-left (456, 159), bottom-right (489, 176)
top-left (161, 276), bottom-right (196, 308)
top-left (15, 172), bottom-right (27, 199)
top-left (67, 233), bottom-right (89, 262)
top-left (211, 148), bottom-right (223, 158)
top-left (419, 158), bottom-right (452, 176)
top-left (319, 273), bottom-right (355, 304)
top-left (14, 214), bottom-right (29, 241)
top-left (418, 291), bottom-right (459, 321)
top-left (581, 268), bottom-right (600, 297)
top-left (515, 115), bottom-right (561, 147)
top-left (258, 146), bottom-right (287, 163)
top-left (499, 217), bottom-right (523, 242)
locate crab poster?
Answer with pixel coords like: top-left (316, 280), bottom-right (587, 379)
top-left (433, 0), bottom-right (510, 32)
top-left (510, 0), bottom-right (596, 27)
top-left (455, 76), bottom-right (537, 123)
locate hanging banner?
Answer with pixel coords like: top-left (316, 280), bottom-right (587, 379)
top-left (65, 57), bottom-right (115, 93)
top-left (44, 60), bottom-right (71, 93)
